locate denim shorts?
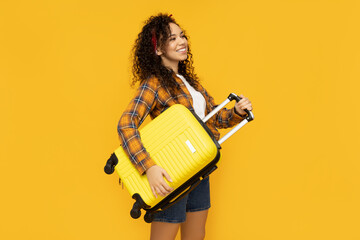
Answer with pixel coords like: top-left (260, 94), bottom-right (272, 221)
top-left (152, 177), bottom-right (211, 223)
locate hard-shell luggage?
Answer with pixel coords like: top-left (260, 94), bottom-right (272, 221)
top-left (104, 93), bottom-right (254, 223)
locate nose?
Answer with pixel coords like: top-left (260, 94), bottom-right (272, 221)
top-left (178, 36), bottom-right (186, 45)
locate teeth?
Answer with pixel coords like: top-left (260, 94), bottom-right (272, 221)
top-left (177, 48), bottom-right (186, 52)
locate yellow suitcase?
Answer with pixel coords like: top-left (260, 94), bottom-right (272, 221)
top-left (105, 93), bottom-right (254, 223)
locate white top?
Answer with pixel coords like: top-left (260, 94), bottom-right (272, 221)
top-left (176, 74), bottom-right (206, 119)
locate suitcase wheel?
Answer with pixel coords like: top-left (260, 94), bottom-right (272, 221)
top-left (130, 208), bottom-right (141, 219)
top-left (130, 202), bottom-right (142, 219)
top-left (144, 212), bottom-right (154, 223)
top-left (104, 153), bottom-right (118, 175)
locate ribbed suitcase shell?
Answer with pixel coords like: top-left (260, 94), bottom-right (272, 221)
top-left (114, 104), bottom-right (218, 208)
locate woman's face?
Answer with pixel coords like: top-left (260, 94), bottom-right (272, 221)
top-left (157, 23), bottom-right (188, 68)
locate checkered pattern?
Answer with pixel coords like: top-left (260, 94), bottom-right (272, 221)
top-left (117, 76), bottom-right (244, 174)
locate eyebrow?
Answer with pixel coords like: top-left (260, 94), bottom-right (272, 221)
top-left (169, 31), bottom-right (184, 37)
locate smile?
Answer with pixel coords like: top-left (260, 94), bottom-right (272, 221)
top-left (176, 48), bottom-right (187, 53)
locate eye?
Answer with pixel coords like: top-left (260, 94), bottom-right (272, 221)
top-left (169, 37), bottom-right (176, 41)
top-left (181, 35), bottom-right (187, 39)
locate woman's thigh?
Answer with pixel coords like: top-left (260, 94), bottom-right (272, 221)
top-left (180, 210), bottom-right (209, 240)
top-left (151, 177), bottom-right (211, 239)
top-left (150, 221), bottom-right (180, 240)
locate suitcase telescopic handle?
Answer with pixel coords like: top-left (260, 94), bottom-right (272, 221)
top-left (227, 93), bottom-right (254, 122)
top-left (202, 93), bottom-right (254, 145)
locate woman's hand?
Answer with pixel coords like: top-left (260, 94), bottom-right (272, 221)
top-left (234, 94), bottom-right (253, 116)
top-left (145, 165), bottom-right (174, 198)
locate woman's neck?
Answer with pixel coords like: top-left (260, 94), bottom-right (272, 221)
top-left (161, 58), bottom-right (179, 74)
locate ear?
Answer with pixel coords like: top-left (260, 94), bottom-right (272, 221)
top-left (155, 48), bottom-right (163, 56)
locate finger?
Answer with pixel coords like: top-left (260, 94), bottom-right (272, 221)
top-left (238, 100), bottom-right (250, 109)
top-left (154, 187), bottom-right (164, 197)
top-left (161, 182), bottom-right (173, 195)
top-left (244, 104), bottom-right (253, 111)
top-left (237, 103), bottom-right (247, 111)
top-left (157, 185), bottom-right (168, 196)
top-left (162, 182), bottom-right (173, 192)
top-left (151, 186), bottom-right (157, 198)
top-left (162, 170), bottom-right (173, 183)
top-left (241, 98), bottom-right (250, 104)
top-left (242, 103), bottom-right (253, 110)
top-left (161, 184), bottom-right (172, 195)
top-left (238, 98), bottom-right (247, 104)
top-left (237, 98), bottom-right (249, 107)
top-left (235, 104), bottom-right (245, 112)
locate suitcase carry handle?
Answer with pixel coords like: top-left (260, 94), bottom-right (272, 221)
top-left (202, 93), bottom-right (254, 145)
top-left (162, 179), bottom-right (201, 210)
top-left (141, 178), bottom-right (203, 223)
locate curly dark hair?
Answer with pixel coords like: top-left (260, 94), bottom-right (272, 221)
top-left (131, 13), bottom-right (199, 93)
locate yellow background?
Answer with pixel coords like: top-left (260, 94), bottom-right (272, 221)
top-left (1, 0), bottom-right (359, 239)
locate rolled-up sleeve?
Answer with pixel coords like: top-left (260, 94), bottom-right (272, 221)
top-left (117, 78), bottom-right (158, 175)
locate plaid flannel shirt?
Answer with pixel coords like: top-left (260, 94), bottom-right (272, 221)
top-left (117, 75), bottom-right (244, 174)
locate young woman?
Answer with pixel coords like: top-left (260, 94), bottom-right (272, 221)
top-left (117, 13), bottom-right (253, 240)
